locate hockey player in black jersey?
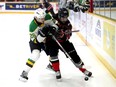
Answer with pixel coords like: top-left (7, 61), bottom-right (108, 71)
top-left (37, 7), bottom-right (92, 80)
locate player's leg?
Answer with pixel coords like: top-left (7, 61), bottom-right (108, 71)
top-left (62, 41), bottom-right (92, 77)
top-left (49, 56), bottom-right (61, 80)
top-left (49, 48), bottom-right (61, 80)
top-left (46, 57), bottom-right (55, 72)
top-left (46, 40), bottom-right (61, 80)
top-left (19, 41), bottom-right (42, 82)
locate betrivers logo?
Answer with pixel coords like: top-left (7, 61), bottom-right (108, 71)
top-left (0, 5), bottom-right (4, 10)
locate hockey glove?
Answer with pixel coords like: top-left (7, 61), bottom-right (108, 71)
top-left (48, 25), bottom-right (59, 37)
top-left (56, 29), bottom-right (64, 39)
top-left (65, 29), bottom-right (72, 37)
top-left (38, 25), bottom-right (58, 36)
top-left (37, 25), bottom-right (51, 43)
top-left (73, 6), bottom-right (80, 12)
top-left (43, 2), bottom-right (54, 14)
top-left (67, 1), bottom-right (74, 10)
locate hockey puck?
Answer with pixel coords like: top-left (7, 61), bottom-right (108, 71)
top-left (84, 77), bottom-right (89, 81)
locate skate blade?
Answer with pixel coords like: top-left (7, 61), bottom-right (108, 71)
top-left (19, 77), bottom-right (28, 82)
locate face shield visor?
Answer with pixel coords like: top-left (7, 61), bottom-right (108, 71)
top-left (36, 17), bottom-right (45, 23)
top-left (59, 16), bottom-right (68, 23)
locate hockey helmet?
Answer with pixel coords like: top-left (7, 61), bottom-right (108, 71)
top-left (58, 8), bottom-right (69, 22)
top-left (34, 8), bottom-right (46, 23)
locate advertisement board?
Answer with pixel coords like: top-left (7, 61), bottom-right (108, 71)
top-left (103, 22), bottom-right (115, 59)
top-left (0, 2), bottom-right (58, 13)
top-left (72, 11), bottom-right (116, 78)
top-left (0, 3), bottom-right (5, 11)
top-left (5, 3), bottom-right (41, 10)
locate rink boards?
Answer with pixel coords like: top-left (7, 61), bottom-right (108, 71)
top-left (69, 10), bottom-right (116, 78)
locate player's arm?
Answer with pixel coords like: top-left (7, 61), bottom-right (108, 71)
top-left (29, 21), bottom-right (39, 43)
top-left (37, 25), bottom-right (59, 43)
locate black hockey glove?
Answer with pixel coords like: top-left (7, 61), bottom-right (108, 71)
top-left (80, 4), bottom-right (90, 13)
top-left (39, 25), bottom-right (58, 37)
top-left (48, 25), bottom-right (59, 37)
top-left (73, 6), bottom-right (80, 12)
top-left (38, 25), bottom-right (50, 37)
top-left (81, 6), bottom-right (88, 13)
top-left (43, 2), bottom-right (54, 15)
top-left (67, 1), bottom-right (74, 10)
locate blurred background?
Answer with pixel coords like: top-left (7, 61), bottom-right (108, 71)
top-left (0, 0), bottom-right (116, 20)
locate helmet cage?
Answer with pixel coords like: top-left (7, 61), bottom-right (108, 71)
top-left (34, 8), bottom-right (46, 23)
top-left (58, 8), bottom-right (69, 22)
top-left (58, 8), bottom-right (69, 19)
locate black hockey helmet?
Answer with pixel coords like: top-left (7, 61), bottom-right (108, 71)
top-left (58, 8), bottom-right (69, 18)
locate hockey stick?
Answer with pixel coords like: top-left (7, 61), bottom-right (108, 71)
top-left (71, 30), bottom-right (80, 32)
top-left (52, 30), bottom-right (80, 61)
top-left (51, 30), bottom-right (81, 62)
top-left (52, 35), bottom-right (92, 81)
top-left (63, 30), bottom-right (80, 35)
top-left (52, 35), bottom-right (76, 65)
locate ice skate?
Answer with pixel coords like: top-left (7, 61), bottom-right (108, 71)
top-left (19, 71), bottom-right (28, 82)
top-left (83, 70), bottom-right (93, 81)
top-left (55, 71), bottom-right (62, 81)
top-left (83, 70), bottom-right (92, 77)
top-left (46, 64), bottom-right (55, 72)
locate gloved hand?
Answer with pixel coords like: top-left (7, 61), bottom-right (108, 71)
top-left (67, 1), bottom-right (74, 10)
top-left (39, 25), bottom-right (58, 37)
top-left (81, 6), bottom-right (89, 13)
top-left (56, 29), bottom-right (64, 38)
top-left (43, 2), bottom-right (53, 13)
top-left (79, 3), bottom-right (90, 13)
top-left (73, 6), bottom-right (80, 12)
top-left (48, 25), bottom-right (60, 38)
top-left (37, 25), bottom-right (57, 43)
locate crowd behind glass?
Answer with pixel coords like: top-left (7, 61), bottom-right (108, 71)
top-left (0, 0), bottom-right (115, 20)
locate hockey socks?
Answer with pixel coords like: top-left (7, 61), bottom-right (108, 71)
top-left (50, 59), bottom-right (62, 80)
top-left (79, 68), bottom-right (92, 77)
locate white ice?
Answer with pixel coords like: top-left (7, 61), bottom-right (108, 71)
top-left (0, 14), bottom-right (116, 87)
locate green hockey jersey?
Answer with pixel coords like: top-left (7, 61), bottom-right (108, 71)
top-left (29, 13), bottom-right (54, 43)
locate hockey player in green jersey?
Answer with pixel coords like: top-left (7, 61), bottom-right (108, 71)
top-left (19, 8), bottom-right (55, 82)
